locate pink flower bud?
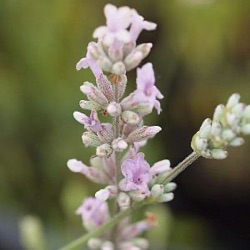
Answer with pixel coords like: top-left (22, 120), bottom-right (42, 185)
top-left (111, 61), bottom-right (126, 75)
top-left (82, 132), bottom-right (102, 147)
top-left (96, 74), bottom-right (114, 102)
top-left (79, 100), bottom-right (102, 111)
top-left (80, 84), bottom-right (109, 107)
top-left (107, 102), bottom-right (122, 116)
top-left (121, 111), bottom-right (140, 124)
top-left (112, 138), bottom-right (128, 151)
top-left (96, 143), bottom-right (113, 157)
top-left (126, 126), bottom-right (162, 143)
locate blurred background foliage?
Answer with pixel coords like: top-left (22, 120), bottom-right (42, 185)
top-left (0, 0), bottom-right (250, 249)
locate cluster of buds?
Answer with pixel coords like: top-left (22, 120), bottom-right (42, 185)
top-left (191, 93), bottom-right (250, 159)
top-left (79, 4), bottom-right (157, 75)
top-left (67, 3), bottom-right (176, 250)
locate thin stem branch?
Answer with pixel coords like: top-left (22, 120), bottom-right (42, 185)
top-left (162, 151), bottom-right (200, 184)
top-left (60, 203), bottom-right (144, 250)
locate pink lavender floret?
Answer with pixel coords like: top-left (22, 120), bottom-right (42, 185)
top-left (76, 197), bottom-right (110, 231)
top-left (73, 110), bottom-right (102, 133)
top-left (93, 4), bottom-right (133, 45)
top-left (76, 57), bottom-right (103, 79)
top-left (120, 153), bottom-right (151, 196)
top-left (135, 63), bottom-right (163, 114)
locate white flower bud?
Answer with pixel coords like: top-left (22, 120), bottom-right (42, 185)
top-left (157, 192), bottom-right (174, 203)
top-left (229, 137), bottom-right (244, 147)
top-left (87, 238), bottom-right (103, 250)
top-left (129, 190), bottom-right (147, 202)
top-left (242, 124), bottom-right (250, 134)
top-left (222, 129), bottom-right (235, 141)
top-left (101, 241), bottom-right (114, 250)
top-left (121, 111), bottom-right (140, 124)
top-left (195, 137), bottom-right (208, 151)
top-left (232, 103), bottom-right (244, 115)
top-left (211, 121), bottom-right (222, 137)
top-left (97, 57), bottom-right (113, 72)
top-left (82, 132), bottom-right (102, 147)
top-left (79, 100), bottom-right (102, 111)
top-left (117, 192), bottom-right (131, 209)
top-left (213, 105), bottom-right (225, 121)
top-left (151, 184), bottom-right (164, 197)
top-left (164, 182), bottom-right (177, 192)
top-left (95, 189), bottom-right (110, 201)
top-left (111, 61), bottom-right (126, 75)
top-left (243, 105), bottom-right (250, 119)
top-left (107, 102), bottom-right (121, 116)
top-left (226, 93), bottom-right (240, 108)
top-left (96, 143), bottom-right (113, 157)
top-left (112, 138), bottom-right (128, 151)
top-left (211, 149), bottom-right (228, 159)
top-left (199, 118), bottom-right (211, 139)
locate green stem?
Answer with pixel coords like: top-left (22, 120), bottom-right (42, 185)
top-left (162, 151), bottom-right (200, 184)
top-left (60, 203), bottom-right (144, 250)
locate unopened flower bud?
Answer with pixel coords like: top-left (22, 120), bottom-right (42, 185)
top-left (97, 57), bottom-right (113, 72)
top-left (80, 83), bottom-right (109, 107)
top-left (79, 100), bottom-right (102, 111)
top-left (117, 192), bottom-right (131, 209)
top-left (96, 143), bottom-right (113, 157)
top-left (107, 102), bottom-right (121, 116)
top-left (243, 105), bottom-right (250, 119)
top-left (125, 43), bottom-right (152, 71)
top-left (121, 111), bottom-right (140, 124)
top-left (82, 132), bottom-right (102, 147)
top-left (87, 238), bottom-right (103, 250)
top-left (226, 93), bottom-right (240, 108)
top-left (213, 105), bottom-right (225, 121)
top-left (112, 138), bottom-right (128, 151)
top-left (242, 124), bottom-right (250, 134)
top-left (126, 126), bottom-right (162, 143)
top-left (111, 61), bottom-right (126, 75)
top-left (97, 124), bottom-right (114, 143)
top-left (164, 182), bottom-right (177, 192)
top-left (211, 149), bottom-right (228, 159)
top-left (95, 189), bottom-right (110, 201)
top-left (222, 129), bottom-right (235, 141)
top-left (157, 192), bottom-right (174, 203)
top-left (129, 190), bottom-right (147, 202)
top-left (199, 118), bottom-right (211, 139)
top-left (101, 241), bottom-right (114, 250)
top-left (151, 184), bottom-right (164, 197)
top-left (229, 137), bottom-right (244, 147)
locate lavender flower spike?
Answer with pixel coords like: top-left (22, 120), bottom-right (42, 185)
top-left (135, 63), bottom-right (163, 114)
top-left (120, 153), bottom-right (151, 196)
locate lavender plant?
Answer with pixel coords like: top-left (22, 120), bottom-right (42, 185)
top-left (62, 4), bottom-right (250, 250)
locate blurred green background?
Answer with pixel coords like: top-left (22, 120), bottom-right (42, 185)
top-left (0, 0), bottom-right (250, 249)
